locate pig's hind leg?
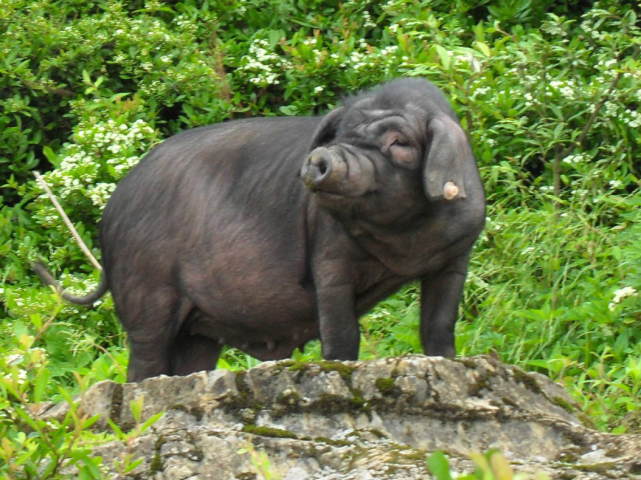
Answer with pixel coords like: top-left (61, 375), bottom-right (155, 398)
top-left (115, 285), bottom-right (194, 382)
top-left (169, 333), bottom-right (223, 376)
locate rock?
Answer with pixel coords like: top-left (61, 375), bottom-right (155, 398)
top-left (44, 355), bottom-right (641, 479)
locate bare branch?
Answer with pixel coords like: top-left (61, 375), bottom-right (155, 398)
top-left (34, 171), bottom-right (103, 273)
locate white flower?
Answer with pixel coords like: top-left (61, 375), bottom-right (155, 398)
top-left (609, 287), bottom-right (638, 311)
top-left (6, 353), bottom-right (22, 365)
top-left (562, 154), bottom-right (585, 164)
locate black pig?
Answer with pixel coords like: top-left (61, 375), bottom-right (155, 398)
top-left (35, 78), bottom-right (486, 382)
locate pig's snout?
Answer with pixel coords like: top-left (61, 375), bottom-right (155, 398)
top-left (302, 148), bottom-right (335, 190)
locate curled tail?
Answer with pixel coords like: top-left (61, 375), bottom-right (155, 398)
top-left (32, 260), bottom-right (108, 306)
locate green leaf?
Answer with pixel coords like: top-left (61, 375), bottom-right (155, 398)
top-left (475, 41), bottom-right (491, 58)
top-left (469, 451), bottom-right (492, 476)
top-left (29, 313), bottom-right (42, 330)
top-left (81, 414), bottom-right (102, 430)
top-left (57, 385), bottom-right (75, 404)
top-left (490, 452), bottom-right (514, 480)
top-left (108, 418), bottom-right (125, 440)
top-left (77, 455), bottom-right (103, 479)
top-left (33, 369), bottom-right (50, 404)
top-left (426, 451), bottom-right (453, 480)
top-left (525, 359), bottom-right (551, 371)
top-left (612, 246), bottom-right (621, 261)
top-left (626, 9), bottom-right (637, 25)
top-left (42, 146), bottom-right (59, 167)
top-left (14, 408), bottom-right (41, 432)
top-left (268, 29), bottom-right (285, 48)
top-left (551, 106), bottom-right (564, 122)
top-left (130, 395), bottom-right (144, 423)
top-left (140, 412), bottom-right (164, 433)
top-left (434, 45), bottom-right (451, 70)
top-left (124, 457), bottom-right (144, 473)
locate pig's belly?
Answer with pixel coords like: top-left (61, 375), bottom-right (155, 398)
top-left (183, 278), bottom-right (320, 360)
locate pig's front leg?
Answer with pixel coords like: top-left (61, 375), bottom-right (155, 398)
top-left (420, 255), bottom-right (470, 357)
top-left (312, 258), bottom-right (360, 361)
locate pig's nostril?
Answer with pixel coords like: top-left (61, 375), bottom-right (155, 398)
top-left (305, 150), bottom-right (333, 186)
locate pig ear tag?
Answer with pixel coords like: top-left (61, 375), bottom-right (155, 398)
top-left (443, 182), bottom-right (459, 200)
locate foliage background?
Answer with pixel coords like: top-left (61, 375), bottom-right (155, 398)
top-left (1, 0), bottom-right (640, 476)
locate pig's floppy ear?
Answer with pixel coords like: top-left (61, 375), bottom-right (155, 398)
top-left (423, 116), bottom-right (470, 201)
top-left (309, 106), bottom-right (346, 150)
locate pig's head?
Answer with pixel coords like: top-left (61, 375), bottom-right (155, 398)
top-left (300, 79), bottom-right (473, 225)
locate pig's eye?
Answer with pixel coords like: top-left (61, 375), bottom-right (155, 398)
top-left (388, 137), bottom-right (418, 167)
top-left (390, 138), bottom-right (410, 147)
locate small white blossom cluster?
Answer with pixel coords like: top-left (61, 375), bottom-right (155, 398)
top-left (549, 79), bottom-right (577, 100)
top-left (88, 182), bottom-right (118, 208)
top-left (362, 10), bottom-right (377, 29)
top-left (344, 48), bottom-right (369, 70)
top-left (1, 342), bottom-right (47, 388)
top-left (571, 188), bottom-right (589, 199)
top-left (338, 40), bottom-right (405, 74)
top-left (41, 118), bottom-right (155, 218)
top-left (580, 20), bottom-right (612, 43)
top-left (103, 14), bottom-right (208, 90)
top-left (609, 287), bottom-right (638, 311)
top-left (342, 0), bottom-right (372, 8)
top-left (599, 58), bottom-right (618, 69)
top-left (456, 50), bottom-right (482, 72)
top-left (603, 100), bottom-right (621, 118)
top-left (144, 0), bottom-right (162, 10)
top-left (109, 17), bottom-right (174, 46)
top-left (73, 118), bottom-right (154, 151)
top-left (472, 86), bottom-right (491, 99)
top-left (380, 45), bottom-right (399, 56)
top-left (515, 77), bottom-right (581, 104)
top-left (622, 109), bottom-right (641, 128)
top-left (172, 14), bottom-right (192, 29)
top-left (238, 39), bottom-right (291, 86)
top-left (2, 367), bottom-right (27, 385)
top-left (366, 308), bottom-right (394, 327)
top-left (562, 154), bottom-right (587, 164)
top-left (542, 23), bottom-right (565, 37)
top-left (593, 58), bottom-right (620, 82)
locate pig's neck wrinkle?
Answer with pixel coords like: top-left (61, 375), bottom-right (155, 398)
top-left (346, 219), bottom-right (464, 277)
